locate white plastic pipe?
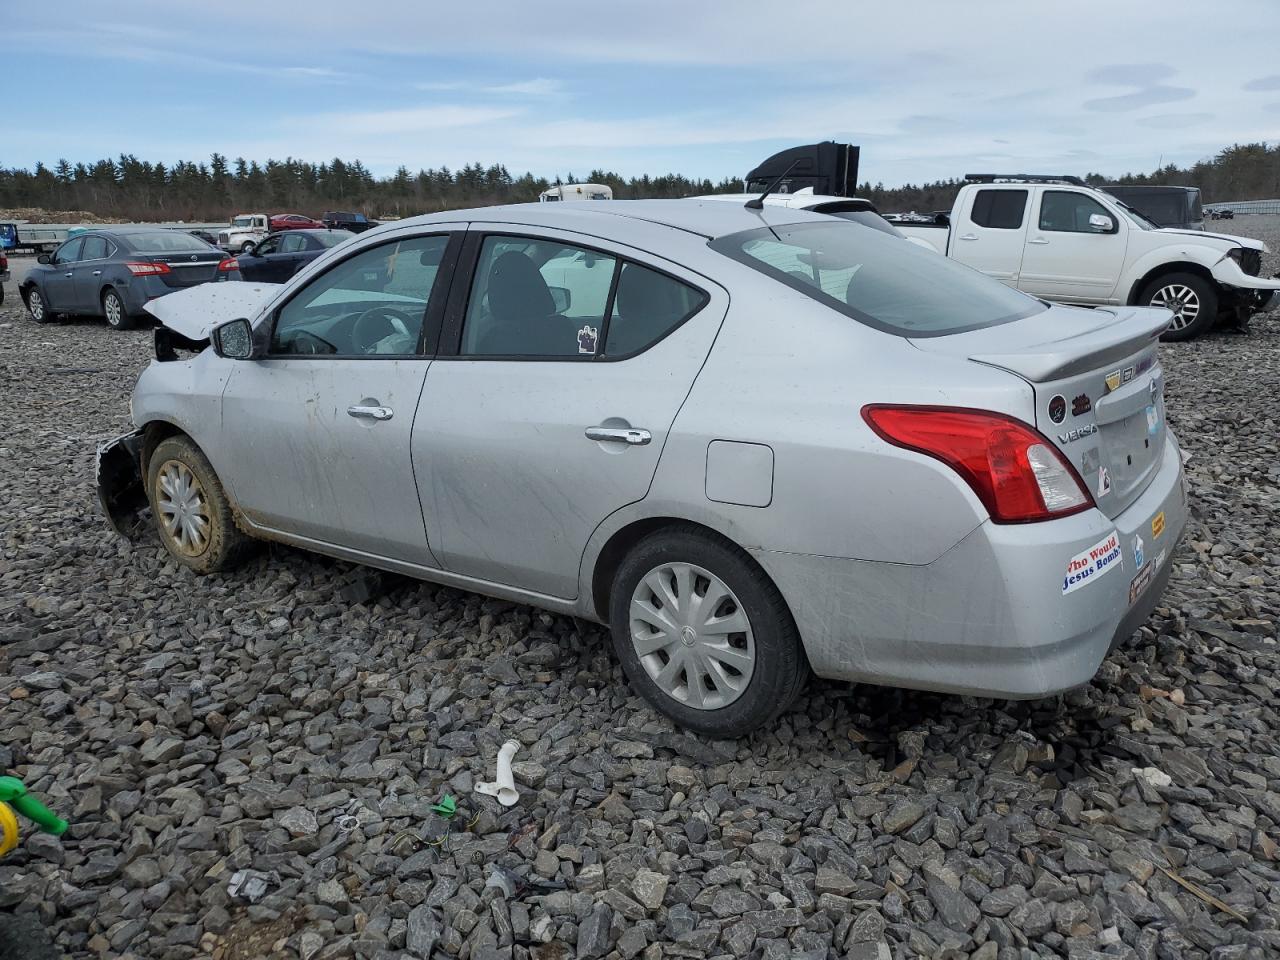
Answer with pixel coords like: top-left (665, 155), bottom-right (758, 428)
top-left (475, 739), bottom-right (520, 806)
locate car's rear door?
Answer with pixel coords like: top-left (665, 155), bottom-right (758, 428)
top-left (412, 226), bottom-right (727, 599)
top-left (216, 228), bottom-right (464, 564)
top-left (949, 187), bottom-right (1030, 286)
top-left (73, 235), bottom-right (112, 312)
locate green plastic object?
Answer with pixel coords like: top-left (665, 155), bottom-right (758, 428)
top-left (430, 794), bottom-right (458, 819)
top-left (0, 777), bottom-right (68, 836)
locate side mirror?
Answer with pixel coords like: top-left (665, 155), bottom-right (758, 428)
top-left (1089, 213), bottom-right (1115, 233)
top-left (211, 318), bottom-right (255, 359)
top-left (548, 285), bottom-right (572, 313)
top-left (37, 253), bottom-right (52, 265)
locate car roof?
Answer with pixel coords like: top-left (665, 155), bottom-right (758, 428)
top-left (399, 199), bottom-right (831, 240)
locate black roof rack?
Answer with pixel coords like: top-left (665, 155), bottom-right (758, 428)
top-left (965, 174), bottom-right (1088, 186)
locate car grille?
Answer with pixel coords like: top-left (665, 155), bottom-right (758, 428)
top-left (218, 232), bottom-right (230, 245)
top-left (1239, 249), bottom-right (1262, 277)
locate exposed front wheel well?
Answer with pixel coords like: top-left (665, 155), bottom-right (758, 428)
top-left (140, 421), bottom-right (192, 485)
top-left (1127, 261), bottom-right (1216, 306)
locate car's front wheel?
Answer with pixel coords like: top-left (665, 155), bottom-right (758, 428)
top-left (147, 436), bottom-right (250, 573)
top-left (609, 526), bottom-right (808, 738)
top-left (102, 288), bottom-right (134, 330)
top-left (24, 287), bottom-right (52, 324)
top-left (1144, 272), bottom-right (1217, 341)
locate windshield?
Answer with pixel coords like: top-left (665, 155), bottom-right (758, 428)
top-left (710, 221), bottom-right (1045, 337)
top-left (1115, 202), bottom-right (1157, 230)
top-left (231, 217), bottom-right (254, 228)
top-left (314, 230), bottom-right (355, 248)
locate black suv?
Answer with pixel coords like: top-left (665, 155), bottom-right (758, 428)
top-left (1100, 185), bottom-right (1204, 231)
top-left (321, 211), bottom-right (378, 233)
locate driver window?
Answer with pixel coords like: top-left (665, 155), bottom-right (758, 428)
top-left (53, 238), bottom-right (84, 264)
top-left (255, 237), bottom-right (280, 256)
top-left (271, 234), bottom-right (449, 357)
top-left (1039, 191), bottom-right (1114, 233)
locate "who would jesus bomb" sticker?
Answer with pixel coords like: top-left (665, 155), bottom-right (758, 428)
top-left (1062, 531), bottom-right (1122, 595)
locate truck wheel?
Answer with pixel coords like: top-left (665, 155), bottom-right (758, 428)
top-left (147, 436), bottom-right (251, 573)
top-left (1143, 272), bottom-right (1217, 341)
top-left (240, 241), bottom-right (256, 254)
top-left (102, 288), bottom-right (134, 331)
top-left (608, 525), bottom-right (808, 739)
top-left (24, 287), bottom-right (53, 324)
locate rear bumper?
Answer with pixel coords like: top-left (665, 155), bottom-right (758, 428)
top-left (754, 430), bottom-right (1188, 699)
top-left (96, 429), bottom-right (148, 538)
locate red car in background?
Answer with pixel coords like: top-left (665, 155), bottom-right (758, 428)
top-left (269, 213), bottom-right (325, 231)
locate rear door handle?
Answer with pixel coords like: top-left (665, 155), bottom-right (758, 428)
top-left (959, 233), bottom-right (978, 241)
top-left (93, 270), bottom-right (102, 276)
top-left (64, 271), bottom-right (74, 277)
top-left (347, 404), bottom-right (394, 421)
top-left (1028, 237), bottom-right (1050, 245)
top-left (586, 426), bottom-right (651, 445)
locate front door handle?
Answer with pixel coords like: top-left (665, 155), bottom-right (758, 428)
top-left (92, 270), bottom-right (102, 276)
top-left (64, 271), bottom-right (74, 277)
top-left (1028, 237), bottom-right (1050, 245)
top-left (959, 233), bottom-right (978, 241)
top-left (347, 404), bottom-right (394, 421)
top-left (586, 426), bottom-right (651, 446)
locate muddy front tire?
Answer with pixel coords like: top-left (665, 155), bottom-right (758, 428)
top-left (146, 436), bottom-right (250, 573)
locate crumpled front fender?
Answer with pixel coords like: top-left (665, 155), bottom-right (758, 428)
top-left (1211, 256), bottom-right (1280, 291)
top-left (96, 430), bottom-right (148, 539)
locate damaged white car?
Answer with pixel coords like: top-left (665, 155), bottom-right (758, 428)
top-left (99, 200), bottom-right (1187, 737)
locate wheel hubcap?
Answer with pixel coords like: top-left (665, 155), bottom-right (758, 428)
top-left (156, 460), bottom-right (211, 556)
top-left (105, 295), bottom-right (121, 326)
top-left (1151, 284), bottom-right (1199, 331)
top-left (629, 562), bottom-right (755, 710)
top-left (29, 293), bottom-right (43, 320)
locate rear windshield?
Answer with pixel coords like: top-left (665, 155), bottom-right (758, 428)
top-left (819, 209), bottom-right (904, 238)
top-left (710, 221), bottom-right (1045, 337)
top-left (125, 232), bottom-right (217, 253)
top-left (314, 230), bottom-right (355, 248)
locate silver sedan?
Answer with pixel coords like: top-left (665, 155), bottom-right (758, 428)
top-left (97, 200), bottom-right (1188, 737)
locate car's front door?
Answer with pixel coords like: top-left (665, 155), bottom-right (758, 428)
top-left (216, 229), bottom-right (462, 563)
top-left (44, 237), bottom-right (84, 311)
top-left (413, 228), bottom-right (727, 599)
top-left (244, 236), bottom-right (285, 282)
top-left (1018, 188), bottom-right (1128, 303)
top-left (274, 233), bottom-right (306, 280)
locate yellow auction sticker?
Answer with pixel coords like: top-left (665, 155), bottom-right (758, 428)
top-left (1152, 512), bottom-right (1165, 539)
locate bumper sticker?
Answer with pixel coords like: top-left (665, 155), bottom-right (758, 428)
top-left (1152, 511), bottom-right (1165, 539)
top-left (1063, 531), bottom-right (1122, 595)
top-left (1146, 404), bottom-right (1160, 434)
top-left (1128, 561), bottom-right (1155, 605)
top-left (1096, 466), bottom-right (1112, 498)
top-left (1133, 534), bottom-right (1145, 569)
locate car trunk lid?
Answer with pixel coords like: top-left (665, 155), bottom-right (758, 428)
top-left (910, 303), bottom-right (1170, 518)
top-left (145, 250), bottom-right (225, 288)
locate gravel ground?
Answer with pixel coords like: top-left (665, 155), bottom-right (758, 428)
top-left (2, 219), bottom-right (1279, 960)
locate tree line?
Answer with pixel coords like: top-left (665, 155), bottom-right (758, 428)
top-left (0, 142), bottom-right (1276, 222)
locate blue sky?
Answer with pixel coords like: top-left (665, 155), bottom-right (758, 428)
top-left (5, 0), bottom-right (1280, 187)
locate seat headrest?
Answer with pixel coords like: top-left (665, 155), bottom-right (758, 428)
top-left (488, 251), bottom-right (555, 323)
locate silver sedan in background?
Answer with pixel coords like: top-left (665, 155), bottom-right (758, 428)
top-left (97, 200), bottom-right (1187, 737)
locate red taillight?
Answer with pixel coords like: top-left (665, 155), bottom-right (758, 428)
top-left (218, 258), bottom-right (238, 272)
top-left (862, 405), bottom-right (1094, 523)
top-left (125, 261), bottom-right (171, 276)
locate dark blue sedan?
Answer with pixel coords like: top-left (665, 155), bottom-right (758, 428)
top-left (20, 228), bottom-right (239, 330)
top-left (235, 229), bottom-right (354, 282)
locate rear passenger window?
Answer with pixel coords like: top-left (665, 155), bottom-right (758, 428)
top-left (971, 190), bottom-right (1027, 229)
top-left (461, 236), bottom-right (617, 357)
top-left (605, 263), bottom-right (707, 357)
top-left (81, 236), bottom-right (109, 260)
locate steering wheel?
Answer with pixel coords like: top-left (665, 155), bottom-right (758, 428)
top-left (351, 306), bottom-right (417, 354)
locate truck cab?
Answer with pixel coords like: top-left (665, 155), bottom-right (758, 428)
top-left (895, 176), bottom-right (1280, 340)
top-left (217, 214), bottom-right (270, 253)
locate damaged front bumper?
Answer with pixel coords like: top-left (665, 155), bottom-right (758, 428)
top-left (96, 429), bottom-right (148, 539)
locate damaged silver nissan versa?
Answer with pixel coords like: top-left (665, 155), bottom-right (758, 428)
top-left (98, 200), bottom-right (1188, 737)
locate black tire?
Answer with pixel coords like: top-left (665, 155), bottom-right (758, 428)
top-left (608, 525), bottom-right (808, 739)
top-left (24, 287), bottom-right (53, 324)
top-left (146, 436), bottom-right (251, 573)
top-left (102, 288), bottom-right (134, 330)
top-left (1141, 272), bottom-right (1218, 342)
top-left (240, 241), bottom-right (255, 254)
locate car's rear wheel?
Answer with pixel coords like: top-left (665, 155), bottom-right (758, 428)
top-left (147, 436), bottom-right (251, 573)
top-left (102, 288), bottom-right (134, 330)
top-left (24, 288), bottom-right (52, 324)
top-left (1144, 272), bottom-right (1217, 342)
top-left (609, 526), bottom-right (808, 738)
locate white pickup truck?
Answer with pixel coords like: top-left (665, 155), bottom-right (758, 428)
top-left (894, 175), bottom-right (1280, 340)
top-left (217, 214), bottom-right (270, 254)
